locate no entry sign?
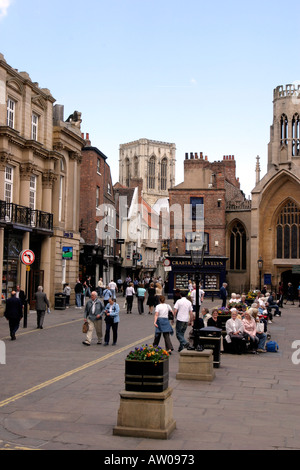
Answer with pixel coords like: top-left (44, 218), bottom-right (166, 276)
top-left (20, 249), bottom-right (35, 265)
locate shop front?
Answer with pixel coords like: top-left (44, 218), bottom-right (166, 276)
top-left (166, 256), bottom-right (227, 299)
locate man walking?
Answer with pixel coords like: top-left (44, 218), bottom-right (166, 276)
top-left (4, 291), bottom-right (23, 340)
top-left (34, 286), bottom-right (49, 329)
top-left (75, 279), bottom-right (83, 308)
top-left (174, 293), bottom-right (194, 352)
top-left (219, 282), bottom-right (228, 307)
top-left (82, 291), bottom-right (105, 346)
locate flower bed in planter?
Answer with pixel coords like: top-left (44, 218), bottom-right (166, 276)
top-left (125, 345), bottom-right (169, 393)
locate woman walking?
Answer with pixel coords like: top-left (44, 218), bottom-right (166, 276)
top-left (125, 282), bottom-right (135, 314)
top-left (104, 297), bottom-right (120, 345)
top-left (153, 295), bottom-right (174, 354)
top-left (137, 283), bottom-right (146, 314)
top-left (146, 282), bottom-right (156, 315)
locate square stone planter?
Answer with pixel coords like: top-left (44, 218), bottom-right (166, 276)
top-left (113, 387), bottom-right (176, 439)
top-left (176, 349), bottom-right (215, 381)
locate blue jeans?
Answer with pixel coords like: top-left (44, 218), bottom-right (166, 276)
top-left (256, 332), bottom-right (267, 350)
top-left (176, 320), bottom-right (189, 350)
top-left (75, 293), bottom-right (81, 307)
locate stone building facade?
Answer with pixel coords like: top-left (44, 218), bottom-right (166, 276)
top-left (0, 54), bottom-right (84, 310)
top-left (119, 138), bottom-right (176, 206)
top-left (250, 83), bottom-right (300, 293)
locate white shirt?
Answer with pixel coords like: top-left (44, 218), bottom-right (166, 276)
top-left (190, 288), bottom-right (204, 305)
top-left (155, 303), bottom-right (173, 318)
top-left (174, 297), bottom-right (193, 322)
top-left (109, 282), bottom-right (117, 290)
top-left (126, 286), bottom-right (135, 296)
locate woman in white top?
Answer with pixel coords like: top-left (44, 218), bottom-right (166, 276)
top-left (125, 282), bottom-right (135, 314)
top-left (225, 308), bottom-right (245, 354)
top-left (153, 295), bottom-right (174, 353)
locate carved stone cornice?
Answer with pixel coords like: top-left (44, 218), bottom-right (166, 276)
top-left (0, 151), bottom-right (12, 170)
top-left (42, 170), bottom-right (57, 188)
top-left (69, 151), bottom-right (82, 164)
top-left (19, 162), bottom-right (38, 180)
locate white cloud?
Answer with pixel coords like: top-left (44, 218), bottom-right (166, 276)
top-left (0, 0), bottom-right (12, 19)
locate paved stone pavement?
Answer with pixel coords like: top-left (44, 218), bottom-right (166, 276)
top-left (0, 294), bottom-right (300, 451)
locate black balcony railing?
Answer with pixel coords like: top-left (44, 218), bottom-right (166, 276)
top-left (0, 200), bottom-right (53, 232)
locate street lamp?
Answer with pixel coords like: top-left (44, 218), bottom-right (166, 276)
top-left (190, 243), bottom-right (206, 351)
top-left (257, 256), bottom-right (263, 291)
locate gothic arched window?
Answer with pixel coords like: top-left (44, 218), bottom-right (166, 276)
top-left (125, 158), bottom-right (130, 187)
top-left (276, 200), bottom-right (300, 259)
top-left (280, 114), bottom-right (288, 146)
top-left (148, 156), bottom-right (155, 190)
top-left (292, 114), bottom-right (300, 156)
top-left (229, 222), bottom-right (246, 270)
top-left (161, 158), bottom-right (167, 190)
top-left (134, 156), bottom-right (139, 176)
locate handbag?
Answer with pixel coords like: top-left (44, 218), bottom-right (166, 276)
top-left (105, 314), bottom-right (114, 325)
top-left (256, 322), bottom-right (264, 333)
top-left (82, 322), bottom-right (89, 334)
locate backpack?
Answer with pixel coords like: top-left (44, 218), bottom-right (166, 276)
top-left (266, 341), bottom-right (279, 352)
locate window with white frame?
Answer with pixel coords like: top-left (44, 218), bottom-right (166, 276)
top-left (4, 166), bottom-right (13, 203)
top-left (7, 98), bottom-right (15, 128)
top-left (58, 175), bottom-right (64, 222)
top-left (31, 113), bottom-right (38, 141)
top-left (29, 175), bottom-right (36, 210)
top-left (4, 166), bottom-right (13, 220)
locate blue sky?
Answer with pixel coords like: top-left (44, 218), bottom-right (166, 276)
top-left (1, 0), bottom-right (300, 198)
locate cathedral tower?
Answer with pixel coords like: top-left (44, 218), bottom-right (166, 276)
top-left (119, 138), bottom-right (176, 206)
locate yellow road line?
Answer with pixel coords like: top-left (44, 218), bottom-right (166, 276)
top-left (0, 318), bottom-right (82, 340)
top-left (0, 335), bottom-right (153, 409)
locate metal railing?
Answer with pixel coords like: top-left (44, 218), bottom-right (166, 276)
top-left (0, 200), bottom-right (53, 231)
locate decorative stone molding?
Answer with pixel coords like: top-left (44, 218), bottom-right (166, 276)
top-left (42, 170), bottom-right (57, 188)
top-left (68, 151), bottom-right (82, 164)
top-left (19, 162), bottom-right (38, 180)
top-left (0, 151), bottom-right (12, 170)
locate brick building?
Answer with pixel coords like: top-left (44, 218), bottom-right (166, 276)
top-left (79, 134), bottom-right (117, 287)
top-left (166, 152), bottom-right (249, 296)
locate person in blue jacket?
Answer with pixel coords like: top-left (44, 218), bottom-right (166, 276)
top-left (104, 297), bottom-right (120, 346)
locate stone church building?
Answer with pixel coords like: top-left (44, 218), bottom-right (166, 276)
top-left (250, 83), bottom-right (300, 292)
top-left (119, 138), bottom-right (176, 206)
